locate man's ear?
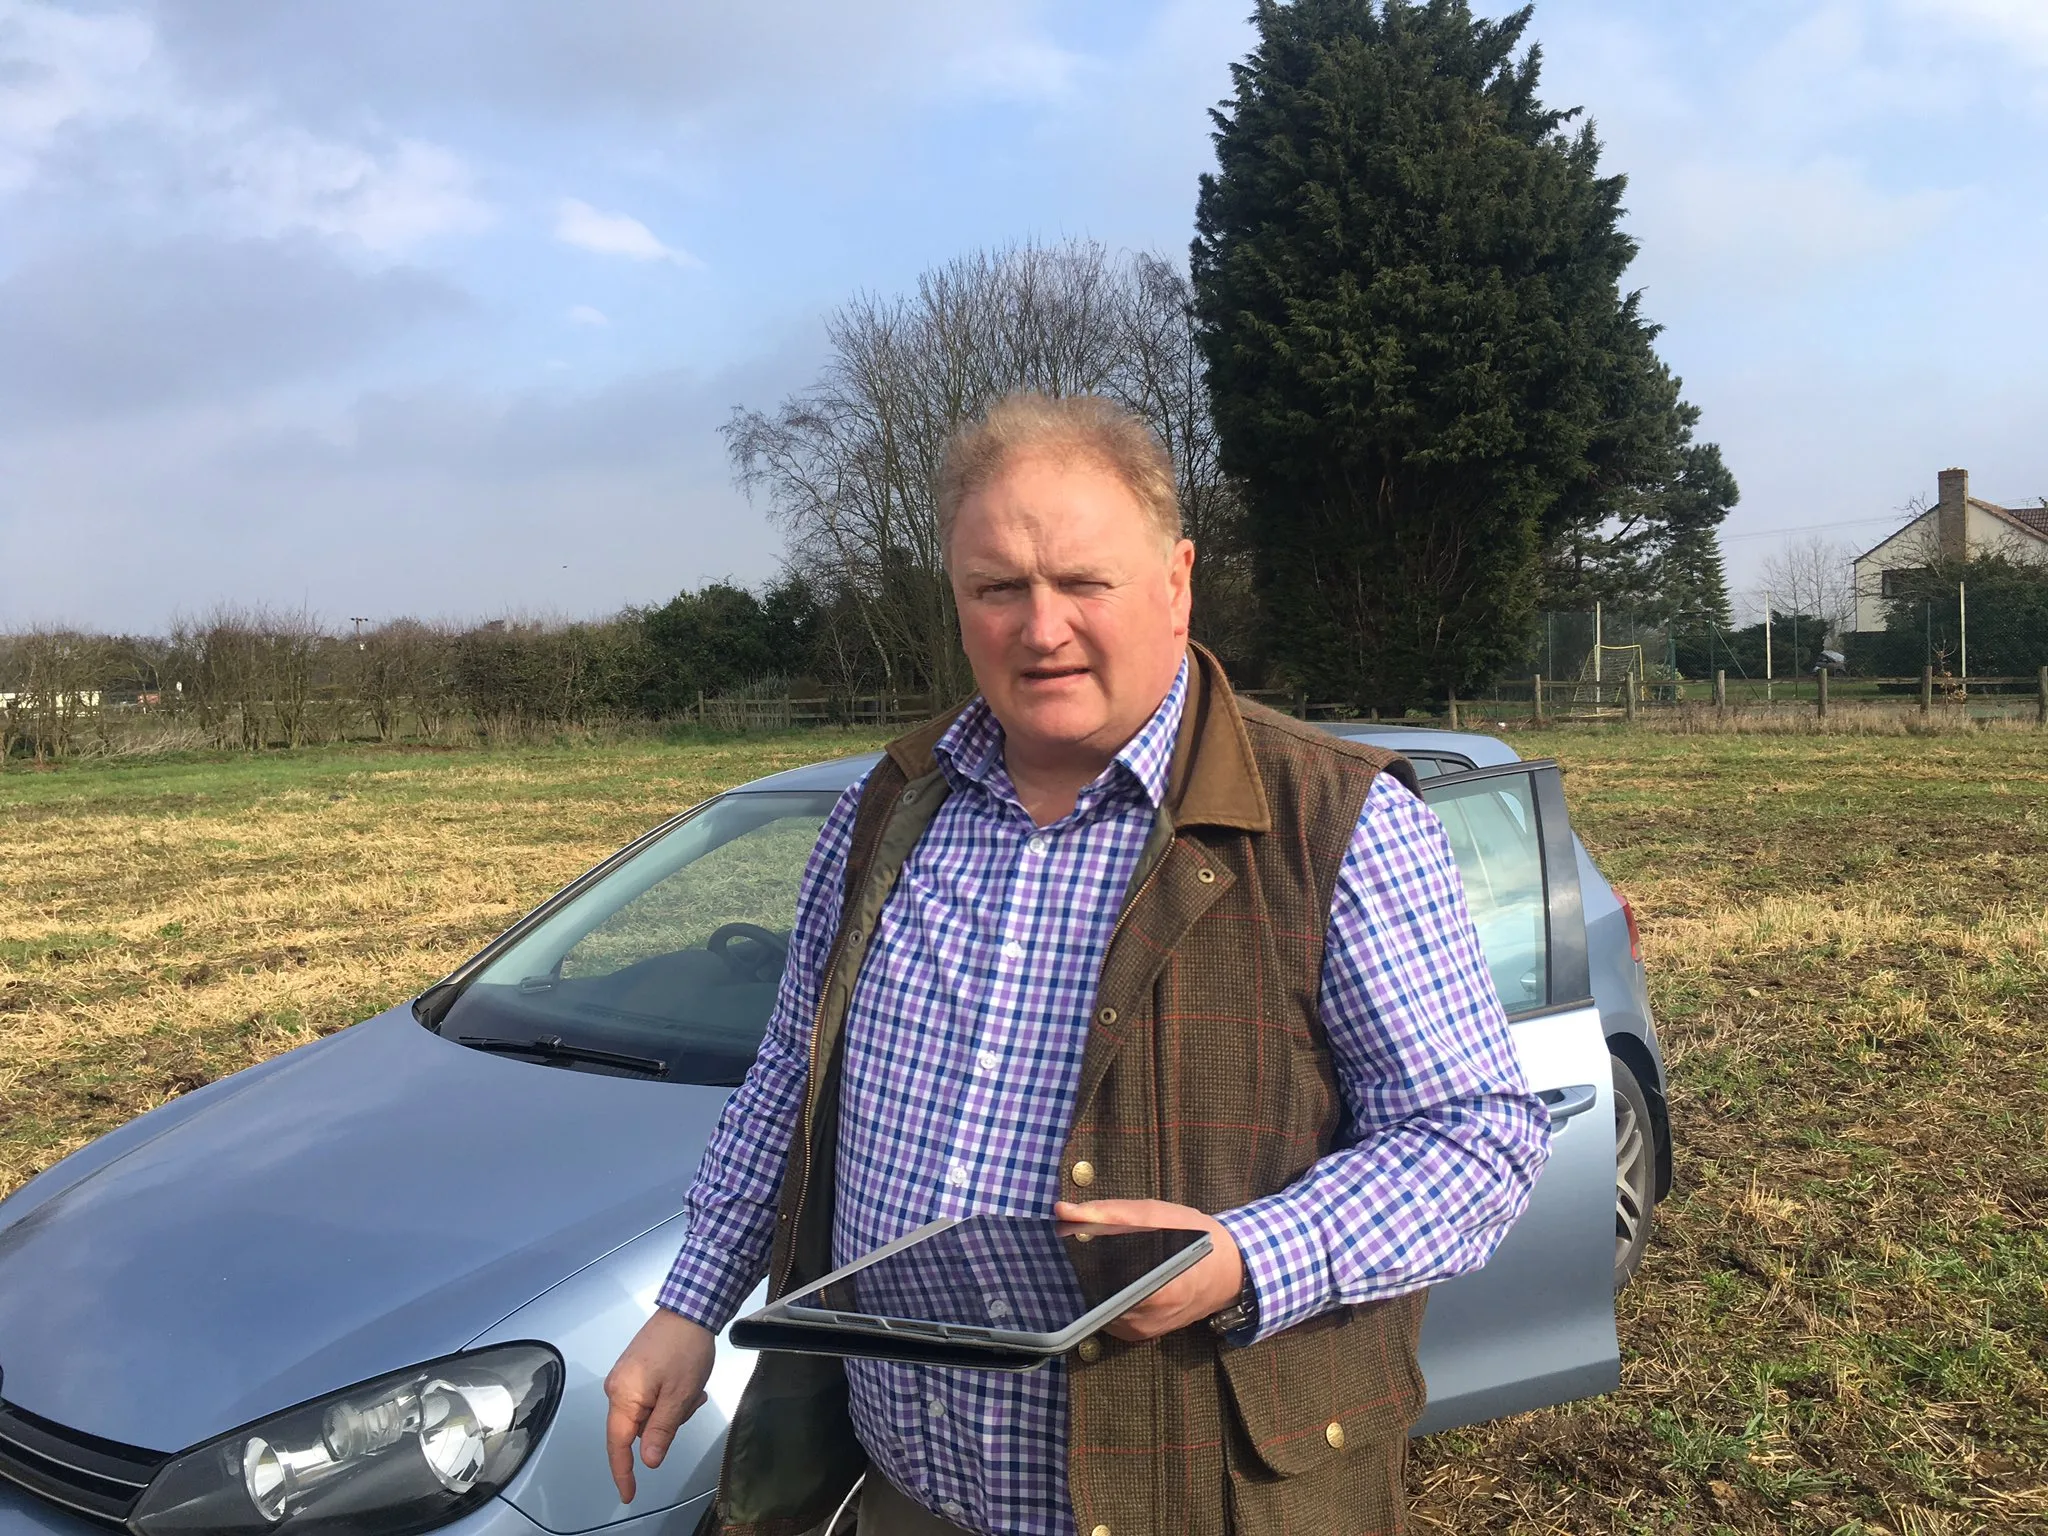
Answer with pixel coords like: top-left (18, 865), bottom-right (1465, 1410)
top-left (1169, 539), bottom-right (1196, 636)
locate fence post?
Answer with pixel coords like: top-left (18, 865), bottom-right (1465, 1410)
top-left (1623, 672), bottom-right (1637, 722)
top-left (1295, 688), bottom-right (1308, 720)
top-left (1714, 669), bottom-right (1727, 712)
top-left (2038, 665), bottom-right (2047, 727)
top-left (1920, 666), bottom-right (1933, 716)
top-left (696, 688), bottom-right (705, 725)
top-left (1447, 693), bottom-right (1460, 730)
top-left (1532, 674), bottom-right (1545, 724)
top-left (1817, 666), bottom-right (1828, 721)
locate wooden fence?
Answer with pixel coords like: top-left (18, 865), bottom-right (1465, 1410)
top-left (692, 666), bottom-right (2048, 733)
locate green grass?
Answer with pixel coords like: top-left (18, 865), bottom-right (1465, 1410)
top-left (4, 725), bottom-right (2046, 1533)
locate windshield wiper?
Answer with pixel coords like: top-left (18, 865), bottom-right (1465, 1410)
top-left (456, 1034), bottom-right (669, 1077)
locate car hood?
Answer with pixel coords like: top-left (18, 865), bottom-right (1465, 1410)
top-left (0, 1008), bottom-right (728, 1454)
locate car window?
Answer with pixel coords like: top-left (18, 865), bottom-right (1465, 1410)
top-left (1403, 753), bottom-right (1473, 779)
top-left (1424, 773), bottom-right (1547, 1014)
top-left (437, 791), bottom-right (837, 1084)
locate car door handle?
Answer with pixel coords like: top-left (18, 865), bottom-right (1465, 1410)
top-left (1539, 1083), bottom-right (1599, 1127)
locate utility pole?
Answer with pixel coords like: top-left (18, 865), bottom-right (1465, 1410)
top-left (1763, 592), bottom-right (1773, 703)
top-left (1958, 581), bottom-right (1968, 693)
top-left (349, 617), bottom-right (370, 652)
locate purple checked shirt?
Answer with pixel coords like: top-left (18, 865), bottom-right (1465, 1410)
top-left (660, 662), bottom-right (1550, 1535)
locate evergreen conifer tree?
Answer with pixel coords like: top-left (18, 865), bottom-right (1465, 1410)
top-left (1193, 0), bottom-right (1732, 705)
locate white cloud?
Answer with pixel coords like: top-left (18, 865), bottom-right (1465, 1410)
top-left (217, 130), bottom-right (492, 251)
top-left (944, 37), bottom-right (1091, 102)
top-left (566, 303), bottom-right (609, 326)
top-left (553, 197), bottom-right (700, 265)
top-left (0, 1), bottom-right (490, 250)
top-left (0, 0), bottom-right (157, 190)
top-left (1899, 0), bottom-right (2048, 67)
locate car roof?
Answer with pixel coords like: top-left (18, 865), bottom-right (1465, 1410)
top-left (727, 722), bottom-right (1521, 796)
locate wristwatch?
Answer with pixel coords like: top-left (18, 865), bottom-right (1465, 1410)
top-left (1207, 1276), bottom-right (1259, 1340)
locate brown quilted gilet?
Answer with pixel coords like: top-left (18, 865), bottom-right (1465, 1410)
top-left (718, 644), bottom-right (1426, 1536)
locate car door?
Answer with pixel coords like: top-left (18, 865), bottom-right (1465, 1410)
top-left (1410, 759), bottom-right (1621, 1432)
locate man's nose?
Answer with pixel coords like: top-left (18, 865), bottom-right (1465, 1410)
top-left (1019, 584), bottom-right (1071, 652)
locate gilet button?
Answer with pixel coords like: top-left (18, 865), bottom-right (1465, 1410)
top-left (1096, 1006), bottom-right (1117, 1026)
top-left (1071, 1160), bottom-right (1096, 1187)
top-left (1325, 1420), bottom-right (1346, 1450)
top-left (1076, 1336), bottom-right (1102, 1363)
top-left (1092, 1526), bottom-right (1112, 1536)
top-left (1196, 866), bottom-right (1216, 883)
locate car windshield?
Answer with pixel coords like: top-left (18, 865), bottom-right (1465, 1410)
top-left (436, 791), bottom-right (838, 1084)
top-left (435, 766), bottom-right (1551, 1083)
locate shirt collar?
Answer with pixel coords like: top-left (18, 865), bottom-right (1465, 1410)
top-left (933, 656), bottom-right (1189, 813)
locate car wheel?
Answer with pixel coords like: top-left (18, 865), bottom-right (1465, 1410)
top-left (1612, 1053), bottom-right (1655, 1291)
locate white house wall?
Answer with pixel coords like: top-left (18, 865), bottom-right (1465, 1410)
top-left (1852, 512), bottom-right (1938, 632)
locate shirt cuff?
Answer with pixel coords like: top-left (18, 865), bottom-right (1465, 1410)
top-left (655, 1240), bottom-right (764, 1333)
top-left (1215, 1194), bottom-right (1335, 1342)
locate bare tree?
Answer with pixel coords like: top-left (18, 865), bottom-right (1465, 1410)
top-left (264, 607), bottom-right (323, 748)
top-left (1114, 254), bottom-right (1253, 664)
top-left (171, 608), bottom-right (262, 749)
top-left (0, 630), bottom-right (115, 761)
top-left (1760, 536), bottom-right (1857, 641)
top-left (728, 240), bottom-right (1249, 700)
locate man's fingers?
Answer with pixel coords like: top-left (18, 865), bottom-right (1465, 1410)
top-left (638, 1379), bottom-right (705, 1469)
top-left (1056, 1198), bottom-right (1165, 1227)
top-left (605, 1391), bottom-right (650, 1504)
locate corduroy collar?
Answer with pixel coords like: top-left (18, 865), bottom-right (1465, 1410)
top-left (883, 641), bottom-right (1271, 834)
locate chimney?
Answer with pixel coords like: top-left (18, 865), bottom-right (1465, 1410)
top-left (1937, 467), bottom-right (1969, 560)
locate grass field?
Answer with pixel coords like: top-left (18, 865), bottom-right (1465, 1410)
top-left (3, 728), bottom-right (2044, 1534)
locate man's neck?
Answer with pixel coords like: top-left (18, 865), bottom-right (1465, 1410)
top-left (1003, 740), bottom-right (1116, 828)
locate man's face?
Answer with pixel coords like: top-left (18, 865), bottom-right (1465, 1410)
top-left (949, 451), bottom-right (1195, 769)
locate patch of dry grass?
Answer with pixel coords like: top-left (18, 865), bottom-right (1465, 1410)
top-left (1409, 728), bottom-right (2048, 1534)
top-left (4, 727), bottom-right (2045, 1532)
top-left (0, 733), bottom-right (889, 1191)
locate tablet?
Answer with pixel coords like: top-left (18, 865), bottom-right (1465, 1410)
top-left (729, 1215), bottom-right (1212, 1371)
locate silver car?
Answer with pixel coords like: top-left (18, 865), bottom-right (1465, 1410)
top-left (0, 729), bottom-right (1670, 1536)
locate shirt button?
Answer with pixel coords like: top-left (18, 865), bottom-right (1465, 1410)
top-left (927, 1396), bottom-right (946, 1418)
top-left (1001, 939), bottom-right (1025, 960)
top-left (948, 1160), bottom-right (969, 1187)
top-left (942, 1500), bottom-right (967, 1520)
top-left (987, 1298), bottom-right (1012, 1320)
top-left (976, 1049), bottom-right (998, 1072)
top-left (1026, 834), bottom-right (1049, 854)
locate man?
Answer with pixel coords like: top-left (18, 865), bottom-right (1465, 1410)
top-left (606, 394), bottom-right (1550, 1535)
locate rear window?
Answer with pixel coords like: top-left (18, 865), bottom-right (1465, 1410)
top-left (1427, 774), bottom-right (1548, 1014)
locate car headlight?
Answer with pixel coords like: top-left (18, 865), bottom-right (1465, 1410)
top-left (129, 1343), bottom-right (561, 1535)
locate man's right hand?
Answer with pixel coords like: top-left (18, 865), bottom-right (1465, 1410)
top-left (603, 1309), bottom-right (717, 1504)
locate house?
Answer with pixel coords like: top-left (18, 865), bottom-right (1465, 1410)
top-left (1851, 468), bottom-right (2048, 632)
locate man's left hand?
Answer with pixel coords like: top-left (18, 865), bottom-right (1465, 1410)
top-left (1052, 1198), bottom-right (1245, 1341)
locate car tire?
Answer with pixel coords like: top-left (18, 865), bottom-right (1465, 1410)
top-left (1612, 1053), bottom-right (1655, 1291)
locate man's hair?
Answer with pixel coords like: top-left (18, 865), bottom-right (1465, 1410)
top-left (936, 392), bottom-right (1183, 560)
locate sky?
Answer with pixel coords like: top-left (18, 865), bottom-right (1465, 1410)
top-left (2, 0), bottom-right (2044, 632)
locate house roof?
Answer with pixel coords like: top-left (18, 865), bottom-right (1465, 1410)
top-left (1982, 497), bottom-right (2048, 540)
top-left (1852, 496), bottom-right (2048, 563)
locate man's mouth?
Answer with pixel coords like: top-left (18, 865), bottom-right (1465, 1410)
top-left (1020, 666), bottom-right (1089, 684)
